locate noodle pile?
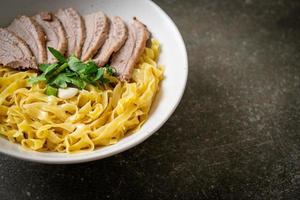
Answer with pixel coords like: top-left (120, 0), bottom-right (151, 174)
top-left (0, 39), bottom-right (163, 153)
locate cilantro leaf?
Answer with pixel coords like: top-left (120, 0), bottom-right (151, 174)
top-left (28, 75), bottom-right (46, 84)
top-left (50, 73), bottom-right (87, 89)
top-left (48, 47), bottom-right (66, 63)
top-left (50, 73), bottom-right (68, 88)
top-left (94, 68), bottom-right (104, 81)
top-left (66, 77), bottom-right (87, 89)
top-left (85, 60), bottom-right (99, 74)
top-left (39, 64), bottom-right (51, 72)
top-left (68, 56), bottom-right (86, 73)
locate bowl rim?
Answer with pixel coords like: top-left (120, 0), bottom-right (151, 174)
top-left (0, 0), bottom-right (188, 164)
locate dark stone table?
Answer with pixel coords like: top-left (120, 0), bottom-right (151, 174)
top-left (1, 0), bottom-right (300, 199)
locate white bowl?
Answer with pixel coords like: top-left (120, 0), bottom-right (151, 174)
top-left (0, 0), bottom-right (188, 164)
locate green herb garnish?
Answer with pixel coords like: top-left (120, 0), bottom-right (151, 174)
top-left (105, 64), bottom-right (116, 76)
top-left (46, 85), bottom-right (58, 96)
top-left (28, 47), bottom-right (116, 96)
top-left (48, 47), bottom-right (67, 63)
top-left (28, 75), bottom-right (46, 84)
top-left (39, 64), bottom-right (51, 72)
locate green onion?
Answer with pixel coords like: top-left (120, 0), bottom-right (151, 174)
top-left (46, 85), bottom-right (58, 96)
top-left (50, 63), bottom-right (69, 78)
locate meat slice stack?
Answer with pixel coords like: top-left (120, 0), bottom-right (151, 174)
top-left (93, 16), bottom-right (127, 67)
top-left (0, 28), bottom-right (37, 69)
top-left (56, 8), bottom-right (86, 58)
top-left (7, 15), bottom-right (47, 64)
top-left (0, 8), bottom-right (151, 81)
top-left (81, 11), bottom-right (109, 61)
top-left (110, 18), bottom-right (149, 81)
top-left (33, 12), bottom-right (67, 63)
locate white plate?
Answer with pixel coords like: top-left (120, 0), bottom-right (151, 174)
top-left (0, 0), bottom-right (188, 164)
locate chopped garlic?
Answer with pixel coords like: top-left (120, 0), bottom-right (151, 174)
top-left (58, 87), bottom-right (79, 99)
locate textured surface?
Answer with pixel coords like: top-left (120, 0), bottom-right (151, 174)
top-left (1, 0), bottom-right (300, 199)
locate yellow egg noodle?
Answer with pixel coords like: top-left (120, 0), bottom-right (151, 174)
top-left (0, 39), bottom-right (163, 153)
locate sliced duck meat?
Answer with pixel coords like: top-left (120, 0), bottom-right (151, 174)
top-left (81, 11), bottom-right (109, 61)
top-left (39, 11), bottom-right (52, 21)
top-left (56, 8), bottom-right (85, 58)
top-left (0, 28), bottom-right (37, 69)
top-left (93, 16), bottom-right (127, 67)
top-left (110, 18), bottom-right (149, 81)
top-left (34, 12), bottom-right (67, 63)
top-left (7, 15), bottom-right (47, 64)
